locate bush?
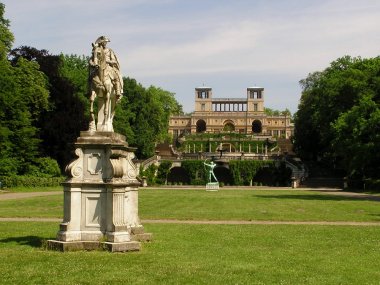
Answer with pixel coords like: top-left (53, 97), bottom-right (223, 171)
top-left (229, 160), bottom-right (275, 186)
top-left (36, 157), bottom-right (61, 177)
top-left (181, 160), bottom-right (207, 185)
top-left (141, 164), bottom-right (157, 186)
top-left (0, 175), bottom-right (65, 188)
top-left (156, 161), bottom-right (172, 185)
top-left (0, 158), bottom-right (19, 176)
top-left (26, 157), bottom-right (61, 177)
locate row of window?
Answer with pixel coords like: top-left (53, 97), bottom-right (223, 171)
top-left (201, 103), bottom-right (261, 112)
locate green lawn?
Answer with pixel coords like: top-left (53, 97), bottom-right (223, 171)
top-left (0, 222), bottom-right (379, 284)
top-left (1, 188), bottom-right (380, 284)
top-left (140, 189), bottom-right (380, 222)
top-left (1, 189), bottom-right (379, 222)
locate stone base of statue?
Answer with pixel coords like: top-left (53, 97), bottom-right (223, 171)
top-left (47, 131), bottom-right (152, 252)
top-left (206, 182), bottom-right (219, 191)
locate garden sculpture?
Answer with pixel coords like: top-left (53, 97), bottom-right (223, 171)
top-left (204, 159), bottom-right (218, 183)
top-left (88, 36), bottom-right (123, 132)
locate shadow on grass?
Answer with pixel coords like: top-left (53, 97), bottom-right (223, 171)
top-left (0, 236), bottom-right (48, 248)
top-left (256, 194), bottom-right (380, 202)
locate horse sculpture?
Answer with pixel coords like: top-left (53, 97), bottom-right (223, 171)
top-left (88, 40), bottom-right (122, 132)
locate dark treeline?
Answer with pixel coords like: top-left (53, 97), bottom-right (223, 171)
top-left (0, 3), bottom-right (182, 177)
top-left (294, 55), bottom-right (380, 187)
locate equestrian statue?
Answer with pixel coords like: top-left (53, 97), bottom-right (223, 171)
top-left (88, 36), bottom-right (123, 132)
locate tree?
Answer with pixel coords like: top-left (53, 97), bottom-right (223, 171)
top-left (39, 54), bottom-right (89, 169)
top-left (9, 48), bottom-right (90, 170)
top-left (0, 6), bottom-right (55, 175)
top-left (264, 107), bottom-right (292, 118)
top-left (115, 77), bottom-right (183, 158)
top-left (0, 3), bottom-right (14, 59)
top-left (294, 55), bottom-right (380, 182)
top-left (332, 94), bottom-right (380, 179)
top-left (0, 54), bottom-right (50, 175)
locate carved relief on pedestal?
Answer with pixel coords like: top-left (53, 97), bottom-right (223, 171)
top-left (109, 149), bottom-right (125, 179)
top-left (108, 149), bottom-right (138, 181)
top-left (113, 193), bottom-right (126, 226)
top-left (65, 148), bottom-right (84, 179)
top-left (87, 153), bottom-right (102, 175)
top-left (124, 152), bottom-right (137, 180)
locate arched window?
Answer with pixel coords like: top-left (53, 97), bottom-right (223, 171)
top-left (252, 120), bottom-right (262, 134)
top-left (196, 119), bottom-right (206, 133)
top-left (223, 123), bottom-right (235, 132)
top-left (223, 120), bottom-right (235, 132)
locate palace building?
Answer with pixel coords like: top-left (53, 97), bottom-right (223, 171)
top-left (168, 86), bottom-right (294, 139)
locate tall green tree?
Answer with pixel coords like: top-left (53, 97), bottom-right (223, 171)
top-left (39, 54), bottom-right (89, 169)
top-left (332, 94), bottom-right (380, 179)
top-left (115, 77), bottom-right (183, 158)
top-left (294, 55), bottom-right (380, 181)
top-left (0, 7), bottom-right (52, 175)
top-left (9, 48), bottom-right (90, 170)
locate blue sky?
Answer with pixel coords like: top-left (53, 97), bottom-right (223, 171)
top-left (2, 0), bottom-right (380, 114)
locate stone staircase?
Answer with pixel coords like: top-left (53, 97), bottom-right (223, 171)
top-left (277, 138), bottom-right (295, 155)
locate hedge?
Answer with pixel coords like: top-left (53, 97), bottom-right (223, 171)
top-left (0, 175), bottom-right (65, 188)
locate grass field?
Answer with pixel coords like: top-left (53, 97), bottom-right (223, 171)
top-left (1, 188), bottom-right (380, 284)
top-left (1, 189), bottom-right (380, 222)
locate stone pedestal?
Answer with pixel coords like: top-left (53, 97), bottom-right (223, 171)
top-left (48, 131), bottom-right (152, 252)
top-left (206, 182), bottom-right (219, 191)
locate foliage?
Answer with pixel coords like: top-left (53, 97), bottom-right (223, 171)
top-left (0, 3), bottom-right (14, 59)
top-left (140, 164), bottom-right (157, 186)
top-left (0, 46), bottom-right (51, 176)
top-left (1, 4), bottom-right (183, 177)
top-left (264, 107), bottom-right (292, 118)
top-left (39, 53), bottom-right (89, 170)
top-left (25, 157), bottom-right (61, 177)
top-left (332, 94), bottom-right (380, 179)
top-left (181, 160), bottom-right (207, 185)
top-left (116, 78), bottom-right (182, 158)
top-left (155, 159), bottom-right (291, 186)
top-left (156, 160), bottom-right (172, 185)
top-left (294, 55), bottom-right (380, 182)
top-left (179, 132), bottom-right (272, 153)
top-left (229, 160), bottom-right (276, 186)
top-left (0, 175), bottom-right (64, 188)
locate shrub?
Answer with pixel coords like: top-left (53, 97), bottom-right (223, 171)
top-left (0, 175), bottom-right (65, 188)
top-left (229, 160), bottom-right (275, 186)
top-left (181, 160), bottom-right (207, 185)
top-left (0, 158), bottom-right (19, 176)
top-left (141, 164), bottom-right (157, 186)
top-left (156, 160), bottom-right (172, 185)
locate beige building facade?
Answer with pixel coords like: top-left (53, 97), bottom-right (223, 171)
top-left (169, 86), bottom-right (294, 139)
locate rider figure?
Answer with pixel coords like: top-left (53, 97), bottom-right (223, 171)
top-left (94, 36), bottom-right (123, 100)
